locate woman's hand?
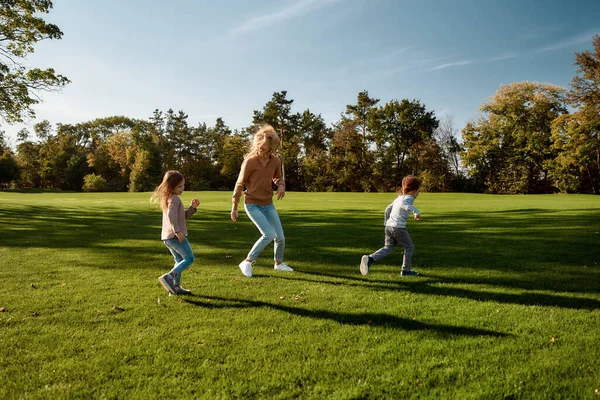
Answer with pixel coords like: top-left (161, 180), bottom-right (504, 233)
top-left (277, 185), bottom-right (285, 200)
top-left (231, 209), bottom-right (238, 222)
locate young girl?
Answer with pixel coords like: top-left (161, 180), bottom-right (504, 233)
top-left (231, 124), bottom-right (293, 277)
top-left (151, 170), bottom-right (200, 294)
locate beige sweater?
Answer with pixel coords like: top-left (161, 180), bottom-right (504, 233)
top-left (161, 195), bottom-right (196, 240)
top-left (232, 154), bottom-right (284, 208)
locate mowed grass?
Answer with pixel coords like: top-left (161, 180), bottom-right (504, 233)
top-left (1, 191), bottom-right (599, 399)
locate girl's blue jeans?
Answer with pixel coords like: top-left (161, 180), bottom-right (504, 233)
top-left (244, 203), bottom-right (285, 263)
top-left (163, 237), bottom-right (195, 284)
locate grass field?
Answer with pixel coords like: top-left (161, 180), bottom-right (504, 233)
top-left (1, 191), bottom-right (599, 399)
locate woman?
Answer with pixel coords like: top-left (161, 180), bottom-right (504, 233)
top-left (231, 125), bottom-right (293, 277)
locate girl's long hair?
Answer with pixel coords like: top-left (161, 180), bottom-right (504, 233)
top-left (150, 170), bottom-right (184, 212)
top-left (245, 124), bottom-right (280, 159)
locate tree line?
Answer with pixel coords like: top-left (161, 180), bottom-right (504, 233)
top-left (0, 1), bottom-right (598, 194)
top-left (0, 92), bottom-right (461, 193)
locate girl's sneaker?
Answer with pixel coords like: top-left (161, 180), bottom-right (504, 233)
top-left (274, 262), bottom-right (293, 272)
top-left (173, 284), bottom-right (191, 295)
top-left (158, 272), bottom-right (176, 294)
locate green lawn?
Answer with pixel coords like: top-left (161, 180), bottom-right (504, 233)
top-left (1, 191), bottom-right (599, 399)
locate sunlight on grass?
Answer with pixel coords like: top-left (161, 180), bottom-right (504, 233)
top-left (1, 191), bottom-right (599, 398)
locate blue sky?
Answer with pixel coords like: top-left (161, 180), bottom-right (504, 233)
top-left (4, 0), bottom-right (599, 144)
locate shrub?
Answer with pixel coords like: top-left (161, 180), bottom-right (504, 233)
top-left (82, 173), bottom-right (107, 192)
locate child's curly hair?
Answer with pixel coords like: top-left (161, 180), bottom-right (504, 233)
top-left (401, 175), bottom-right (421, 193)
top-left (150, 170), bottom-right (184, 212)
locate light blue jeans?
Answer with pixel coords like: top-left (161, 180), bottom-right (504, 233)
top-left (163, 237), bottom-right (195, 284)
top-left (244, 203), bottom-right (285, 263)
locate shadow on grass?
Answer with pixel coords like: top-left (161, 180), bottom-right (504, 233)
top-left (1, 204), bottom-right (598, 297)
top-left (183, 295), bottom-right (508, 338)
top-left (272, 274), bottom-right (600, 310)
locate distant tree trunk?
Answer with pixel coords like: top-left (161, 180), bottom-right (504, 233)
top-left (279, 124), bottom-right (286, 183)
top-left (587, 166), bottom-right (597, 194)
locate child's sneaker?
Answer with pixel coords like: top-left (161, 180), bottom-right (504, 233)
top-left (239, 260), bottom-right (254, 277)
top-left (401, 269), bottom-right (419, 276)
top-left (360, 255), bottom-right (372, 276)
top-left (173, 284), bottom-right (191, 295)
top-left (274, 262), bottom-right (293, 272)
top-left (158, 272), bottom-right (176, 293)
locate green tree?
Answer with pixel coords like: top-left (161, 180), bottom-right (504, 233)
top-left (344, 91), bottom-right (379, 191)
top-left (220, 134), bottom-right (248, 188)
top-left (0, 150), bottom-right (18, 187)
top-left (371, 99), bottom-right (438, 185)
top-left (345, 90), bottom-right (379, 144)
top-left (549, 35), bottom-right (600, 194)
top-left (328, 120), bottom-right (365, 192)
top-left (208, 117), bottom-right (233, 189)
top-left (15, 138), bottom-right (40, 187)
top-left (128, 150), bottom-right (152, 192)
top-left (298, 110), bottom-right (330, 191)
top-left (462, 82), bottom-right (567, 193)
top-left (549, 109), bottom-right (600, 193)
top-left (0, 131), bottom-right (18, 186)
top-left (0, 0), bottom-right (70, 123)
top-left (82, 173), bottom-right (107, 192)
top-left (299, 109), bottom-right (329, 156)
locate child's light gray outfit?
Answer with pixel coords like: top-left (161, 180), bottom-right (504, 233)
top-left (370, 194), bottom-right (420, 271)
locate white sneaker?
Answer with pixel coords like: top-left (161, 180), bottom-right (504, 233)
top-left (274, 262), bottom-right (293, 272)
top-left (239, 260), bottom-right (254, 277)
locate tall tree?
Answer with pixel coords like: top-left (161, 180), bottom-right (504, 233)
top-left (371, 99), bottom-right (438, 184)
top-left (0, 0), bottom-right (70, 123)
top-left (549, 35), bottom-right (600, 194)
top-left (435, 116), bottom-right (462, 176)
top-left (568, 35), bottom-right (600, 110)
top-left (328, 120), bottom-right (365, 191)
top-left (0, 130), bottom-right (18, 186)
top-left (344, 91), bottom-right (379, 190)
top-left (462, 82), bottom-right (567, 193)
top-left (345, 90), bottom-right (379, 144)
top-left (220, 133), bottom-right (248, 188)
top-left (549, 111), bottom-right (599, 193)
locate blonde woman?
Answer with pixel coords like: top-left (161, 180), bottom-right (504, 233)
top-left (231, 125), bottom-right (293, 277)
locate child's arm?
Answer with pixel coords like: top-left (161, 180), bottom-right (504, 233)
top-left (384, 203), bottom-right (393, 224)
top-left (399, 199), bottom-right (421, 219)
top-left (231, 159), bottom-right (249, 222)
top-left (185, 198), bottom-right (199, 219)
top-left (410, 205), bottom-right (421, 220)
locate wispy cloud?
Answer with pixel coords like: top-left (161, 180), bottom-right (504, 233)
top-left (348, 55), bottom-right (452, 83)
top-left (430, 52), bottom-right (517, 71)
top-left (431, 60), bottom-right (473, 70)
top-left (230, 0), bottom-right (344, 35)
top-left (538, 30), bottom-right (598, 52)
top-left (486, 53), bottom-right (517, 62)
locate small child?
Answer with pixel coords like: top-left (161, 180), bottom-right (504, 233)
top-left (360, 175), bottom-right (422, 277)
top-left (151, 171), bottom-right (199, 295)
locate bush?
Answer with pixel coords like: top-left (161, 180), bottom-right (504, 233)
top-left (82, 173), bottom-right (107, 192)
